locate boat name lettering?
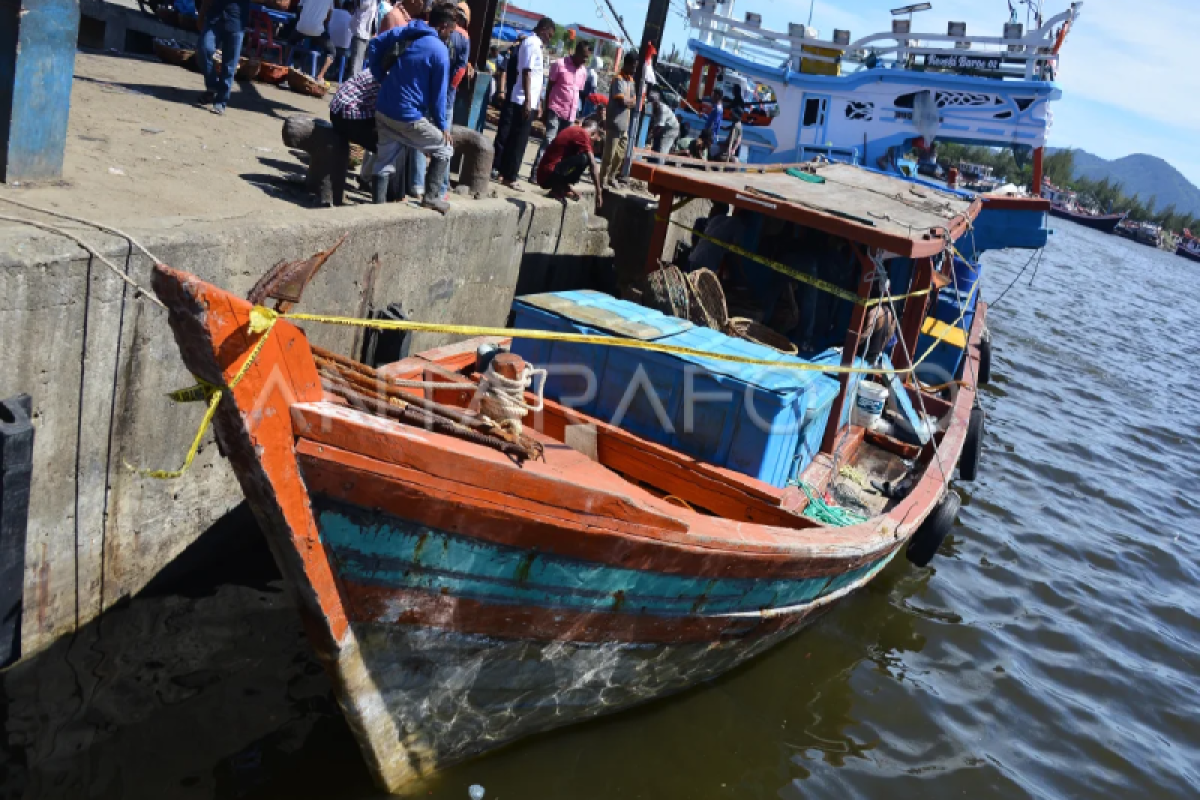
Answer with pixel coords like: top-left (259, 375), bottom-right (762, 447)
top-left (925, 53), bottom-right (1003, 73)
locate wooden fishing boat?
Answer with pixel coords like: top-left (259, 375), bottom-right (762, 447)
top-left (1049, 204), bottom-right (1125, 234)
top-left (1177, 241), bottom-right (1200, 263)
top-left (152, 162), bottom-right (990, 794)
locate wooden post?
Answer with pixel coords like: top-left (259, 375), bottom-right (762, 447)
top-left (1, 0), bottom-right (80, 181)
top-left (466, 0), bottom-right (500, 69)
top-left (702, 60), bottom-right (719, 100)
top-left (890, 256), bottom-right (934, 373)
top-left (687, 55), bottom-right (708, 108)
top-left (490, 352), bottom-right (527, 382)
top-left (1032, 146), bottom-right (1044, 197)
top-left (645, 188), bottom-right (674, 275)
top-left (820, 244), bottom-right (876, 454)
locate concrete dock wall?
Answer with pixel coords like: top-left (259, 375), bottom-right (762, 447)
top-left (0, 196), bottom-right (612, 656)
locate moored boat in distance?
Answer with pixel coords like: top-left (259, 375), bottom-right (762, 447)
top-left (151, 162), bottom-right (1033, 794)
top-left (1177, 233), bottom-right (1200, 262)
top-left (1043, 178), bottom-right (1126, 233)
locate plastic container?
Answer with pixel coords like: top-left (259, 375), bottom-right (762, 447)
top-left (851, 380), bottom-right (888, 428)
top-left (510, 291), bottom-right (839, 487)
top-left (511, 291), bottom-right (691, 415)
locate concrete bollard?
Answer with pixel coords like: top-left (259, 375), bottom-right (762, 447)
top-left (0, 394), bottom-right (34, 667)
top-left (450, 125), bottom-right (493, 198)
top-left (282, 116), bottom-right (350, 207)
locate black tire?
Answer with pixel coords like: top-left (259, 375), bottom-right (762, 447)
top-left (959, 406), bottom-right (985, 482)
top-left (906, 491), bottom-right (960, 567)
top-left (978, 329), bottom-right (993, 385)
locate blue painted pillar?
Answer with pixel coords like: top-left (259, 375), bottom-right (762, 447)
top-left (0, 0), bottom-right (80, 182)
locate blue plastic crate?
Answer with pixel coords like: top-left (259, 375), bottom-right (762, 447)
top-left (651, 327), bottom-right (837, 487)
top-left (509, 291), bottom-right (840, 487)
top-left (511, 291), bottom-right (690, 414)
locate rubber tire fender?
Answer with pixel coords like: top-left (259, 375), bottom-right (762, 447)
top-left (906, 490), bottom-right (960, 567)
top-left (959, 406), bottom-right (985, 482)
top-left (978, 329), bottom-right (993, 385)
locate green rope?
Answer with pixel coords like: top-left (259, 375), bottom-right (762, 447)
top-left (794, 481), bottom-right (870, 527)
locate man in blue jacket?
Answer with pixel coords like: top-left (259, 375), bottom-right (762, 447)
top-left (368, 4), bottom-right (457, 212)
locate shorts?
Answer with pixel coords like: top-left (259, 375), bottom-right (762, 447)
top-left (289, 31), bottom-right (336, 58)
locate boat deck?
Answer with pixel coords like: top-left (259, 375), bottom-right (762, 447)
top-left (631, 161), bottom-right (979, 257)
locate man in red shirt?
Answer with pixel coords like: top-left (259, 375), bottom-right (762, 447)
top-left (536, 119), bottom-right (603, 209)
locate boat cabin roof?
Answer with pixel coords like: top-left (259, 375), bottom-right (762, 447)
top-left (631, 161), bottom-right (979, 258)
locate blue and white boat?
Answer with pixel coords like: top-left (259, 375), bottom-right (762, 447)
top-left (672, 1), bottom-right (1083, 181)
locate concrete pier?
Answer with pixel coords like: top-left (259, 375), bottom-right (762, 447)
top-left (0, 53), bottom-right (614, 657)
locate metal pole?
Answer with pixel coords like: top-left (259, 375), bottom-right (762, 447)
top-left (620, 0), bottom-right (671, 180)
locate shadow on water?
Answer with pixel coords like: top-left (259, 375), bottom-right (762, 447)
top-left (0, 504), bottom-right (375, 800)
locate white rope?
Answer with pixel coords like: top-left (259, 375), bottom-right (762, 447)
top-left (0, 194), bottom-right (164, 267)
top-left (0, 214), bottom-right (167, 310)
top-left (475, 361), bottom-right (546, 436)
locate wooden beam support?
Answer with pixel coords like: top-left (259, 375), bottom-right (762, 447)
top-left (1032, 146), bottom-right (1044, 197)
top-left (645, 188), bottom-right (674, 274)
top-left (820, 243), bottom-right (876, 454)
top-left (686, 55), bottom-right (707, 108)
top-left (891, 256), bottom-right (934, 373)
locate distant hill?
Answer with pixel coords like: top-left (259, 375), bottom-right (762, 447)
top-left (1053, 150), bottom-right (1200, 217)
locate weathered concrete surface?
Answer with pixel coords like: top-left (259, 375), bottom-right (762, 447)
top-left (597, 186), bottom-right (712, 288)
top-left (0, 195), bottom-right (612, 657)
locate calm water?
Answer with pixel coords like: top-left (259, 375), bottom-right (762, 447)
top-left (3, 223), bottom-right (1198, 799)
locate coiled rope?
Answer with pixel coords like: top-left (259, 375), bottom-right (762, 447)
top-left (476, 359), bottom-right (547, 436)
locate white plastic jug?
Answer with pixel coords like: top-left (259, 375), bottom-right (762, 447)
top-left (852, 380), bottom-right (888, 429)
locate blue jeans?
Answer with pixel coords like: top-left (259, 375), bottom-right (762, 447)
top-left (199, 22), bottom-right (244, 106)
top-left (399, 148), bottom-right (426, 197)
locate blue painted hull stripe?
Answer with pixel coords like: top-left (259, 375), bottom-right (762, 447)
top-left (316, 504), bottom-right (883, 616)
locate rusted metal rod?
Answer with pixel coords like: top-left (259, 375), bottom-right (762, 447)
top-left (314, 353), bottom-right (487, 431)
top-left (320, 376), bottom-right (535, 461)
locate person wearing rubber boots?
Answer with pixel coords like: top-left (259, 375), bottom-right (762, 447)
top-left (368, 4), bottom-right (457, 213)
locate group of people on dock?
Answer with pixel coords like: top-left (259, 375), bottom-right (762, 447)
top-left (193, 0), bottom-right (740, 211)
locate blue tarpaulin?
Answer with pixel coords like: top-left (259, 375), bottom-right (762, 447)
top-left (492, 24), bottom-right (520, 41)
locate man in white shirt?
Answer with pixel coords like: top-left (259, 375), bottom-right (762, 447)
top-left (287, 0), bottom-right (337, 83)
top-left (494, 16), bottom-right (554, 188)
top-left (348, 0), bottom-right (377, 74)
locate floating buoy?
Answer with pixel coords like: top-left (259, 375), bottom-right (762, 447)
top-left (906, 491), bottom-right (960, 567)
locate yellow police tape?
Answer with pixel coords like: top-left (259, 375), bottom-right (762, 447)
top-left (661, 215), bottom-right (937, 309)
top-left (139, 280), bottom-right (979, 481)
top-left (127, 320), bottom-right (277, 479)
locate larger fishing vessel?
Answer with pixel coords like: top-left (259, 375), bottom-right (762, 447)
top-left (674, 0), bottom-right (1083, 189)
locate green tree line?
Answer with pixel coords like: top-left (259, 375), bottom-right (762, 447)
top-left (934, 144), bottom-right (1199, 234)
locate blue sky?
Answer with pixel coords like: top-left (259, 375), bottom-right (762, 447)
top-left (506, 0), bottom-right (1200, 186)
